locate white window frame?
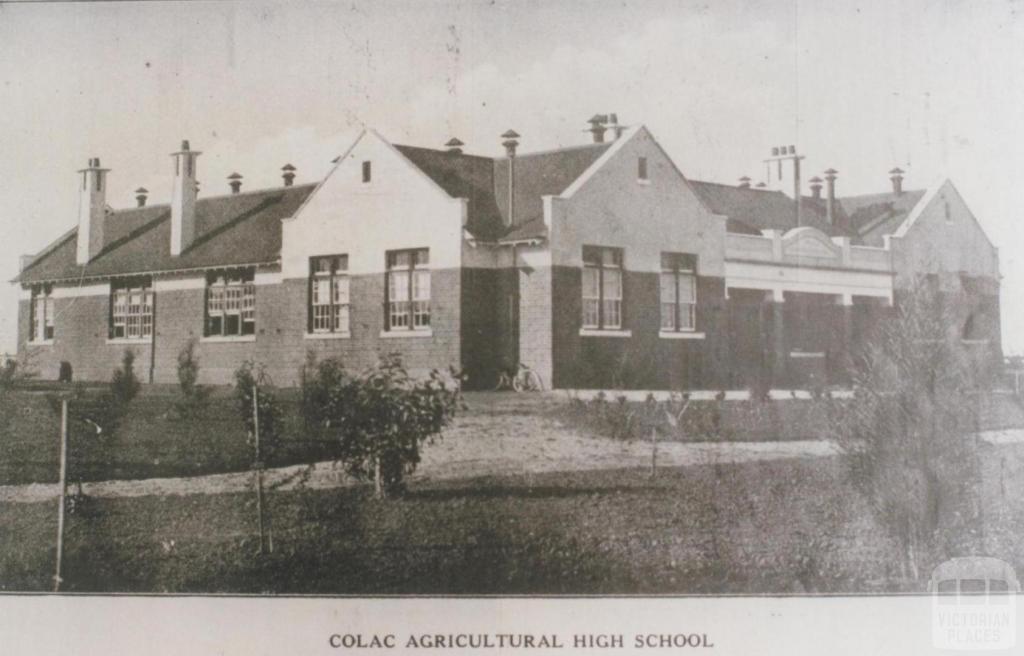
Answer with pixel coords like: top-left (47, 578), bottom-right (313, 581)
top-left (205, 269), bottom-right (256, 338)
top-left (660, 253), bottom-right (697, 333)
top-left (30, 285), bottom-right (55, 342)
top-left (386, 248), bottom-right (430, 332)
top-left (110, 278), bottom-right (154, 340)
top-left (582, 246), bottom-right (623, 331)
top-left (310, 255), bottom-right (350, 335)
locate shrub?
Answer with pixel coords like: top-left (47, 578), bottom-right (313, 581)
top-left (298, 351), bottom-right (347, 437)
top-left (313, 354), bottom-right (462, 498)
top-left (234, 361), bottom-right (282, 463)
top-left (175, 339), bottom-right (209, 419)
top-left (111, 349), bottom-right (142, 405)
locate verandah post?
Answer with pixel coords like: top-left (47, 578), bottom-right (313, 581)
top-left (253, 382), bottom-right (266, 555)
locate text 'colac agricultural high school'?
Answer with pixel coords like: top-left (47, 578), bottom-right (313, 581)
top-left (12, 114), bottom-right (1002, 390)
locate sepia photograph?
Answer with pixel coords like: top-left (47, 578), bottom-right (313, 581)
top-left (1, 0), bottom-right (1023, 652)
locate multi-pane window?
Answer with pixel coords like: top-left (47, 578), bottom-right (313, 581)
top-left (582, 246), bottom-right (623, 330)
top-left (30, 285), bottom-right (55, 342)
top-left (110, 279), bottom-right (154, 340)
top-left (309, 255), bottom-right (350, 334)
top-left (206, 269), bottom-right (255, 337)
top-left (386, 249), bottom-right (430, 331)
top-left (660, 253), bottom-right (697, 332)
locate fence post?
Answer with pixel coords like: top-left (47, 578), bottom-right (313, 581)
top-left (253, 382), bottom-right (266, 555)
top-left (54, 399), bottom-right (68, 592)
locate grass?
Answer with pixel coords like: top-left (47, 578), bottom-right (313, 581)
top-left (0, 386), bottom-right (341, 486)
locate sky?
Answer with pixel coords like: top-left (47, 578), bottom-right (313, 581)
top-left (1, 0), bottom-right (1023, 355)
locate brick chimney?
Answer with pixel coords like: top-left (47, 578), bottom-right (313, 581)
top-left (501, 130), bottom-right (520, 226)
top-left (135, 187), bottom-right (148, 208)
top-left (824, 168), bottom-right (838, 225)
top-left (809, 176), bottom-right (823, 200)
top-left (228, 172), bottom-right (243, 195)
top-left (281, 164), bottom-right (296, 187)
top-left (170, 140), bottom-right (201, 256)
top-left (889, 167), bottom-right (904, 195)
top-left (76, 157), bottom-right (110, 265)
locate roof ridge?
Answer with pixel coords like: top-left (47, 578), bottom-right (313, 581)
top-left (393, 143), bottom-right (495, 162)
top-left (104, 182), bottom-right (318, 216)
top-left (690, 179), bottom-right (784, 194)
top-left (498, 141), bottom-right (611, 161)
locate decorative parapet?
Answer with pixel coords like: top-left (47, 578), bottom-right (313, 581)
top-left (726, 227), bottom-right (891, 273)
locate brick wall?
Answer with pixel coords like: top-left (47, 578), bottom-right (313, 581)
top-left (551, 267), bottom-right (728, 390)
top-left (17, 267), bottom-right (463, 386)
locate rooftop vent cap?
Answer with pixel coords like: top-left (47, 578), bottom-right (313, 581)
top-left (445, 138), bottom-right (465, 155)
top-left (228, 172), bottom-right (243, 195)
top-left (282, 163), bottom-right (296, 187)
top-left (501, 130), bottom-right (520, 158)
top-left (135, 187), bottom-right (149, 207)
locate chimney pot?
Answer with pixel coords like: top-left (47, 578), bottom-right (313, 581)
top-left (282, 163), bottom-right (296, 186)
top-left (181, 140), bottom-right (190, 151)
top-left (501, 129), bottom-right (520, 158)
top-left (809, 176), bottom-right (823, 200)
top-left (824, 169), bottom-right (838, 224)
top-left (888, 167), bottom-right (905, 195)
top-left (587, 114), bottom-right (607, 143)
top-left (228, 172), bottom-right (243, 194)
top-left (444, 138), bottom-right (465, 155)
top-left (135, 187), bottom-right (149, 207)
top-left (771, 147), bottom-right (779, 156)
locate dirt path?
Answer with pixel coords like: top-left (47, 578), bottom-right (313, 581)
top-left (0, 407), bottom-right (840, 504)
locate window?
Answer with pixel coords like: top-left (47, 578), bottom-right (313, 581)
top-left (110, 278), bottom-right (154, 340)
top-left (309, 255), bottom-right (350, 334)
top-left (386, 248), bottom-right (430, 331)
top-left (638, 156), bottom-right (648, 181)
top-left (362, 161), bottom-right (372, 183)
top-left (660, 253), bottom-right (697, 332)
top-left (582, 246), bottom-right (623, 330)
top-left (29, 285), bottom-right (55, 342)
top-left (205, 269), bottom-right (255, 337)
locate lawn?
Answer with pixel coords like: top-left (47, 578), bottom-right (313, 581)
top-left (4, 443), bottom-right (1024, 595)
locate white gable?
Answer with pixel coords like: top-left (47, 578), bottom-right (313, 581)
top-left (281, 130), bottom-right (466, 278)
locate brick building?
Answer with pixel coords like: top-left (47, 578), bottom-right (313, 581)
top-left (13, 117), bottom-right (1002, 389)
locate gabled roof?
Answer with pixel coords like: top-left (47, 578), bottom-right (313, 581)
top-left (839, 189), bottom-right (928, 245)
top-left (16, 184), bottom-right (315, 284)
top-left (688, 181), bottom-right (843, 236)
top-left (393, 140), bottom-right (611, 242)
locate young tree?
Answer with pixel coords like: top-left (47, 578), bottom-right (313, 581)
top-left (175, 339), bottom-right (208, 419)
top-left (829, 277), bottom-right (983, 584)
top-left (318, 354), bottom-right (462, 498)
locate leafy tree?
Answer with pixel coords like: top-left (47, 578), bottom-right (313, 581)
top-left (828, 278), bottom-right (983, 584)
top-left (317, 354), bottom-right (462, 498)
top-left (110, 348), bottom-right (141, 405)
top-left (175, 339), bottom-right (209, 419)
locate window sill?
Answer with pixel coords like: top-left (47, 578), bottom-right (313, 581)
top-left (790, 351), bottom-right (825, 358)
top-left (106, 338), bottom-right (153, 345)
top-left (659, 331), bottom-right (705, 340)
top-left (28, 340), bottom-right (54, 347)
top-left (379, 329), bottom-right (433, 338)
top-left (305, 332), bottom-right (351, 340)
top-left (962, 339), bottom-right (990, 345)
top-left (200, 335), bottom-right (257, 343)
top-left (637, 179), bottom-right (651, 186)
top-left (579, 328), bottom-right (632, 338)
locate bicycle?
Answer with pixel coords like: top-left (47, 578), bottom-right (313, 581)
top-left (493, 362), bottom-right (544, 392)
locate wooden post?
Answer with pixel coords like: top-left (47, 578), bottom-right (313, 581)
top-left (54, 399), bottom-right (68, 592)
top-left (650, 426), bottom-right (658, 478)
top-left (253, 383), bottom-right (266, 555)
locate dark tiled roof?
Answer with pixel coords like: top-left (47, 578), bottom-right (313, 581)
top-left (17, 184), bottom-right (316, 284)
top-left (689, 181), bottom-right (842, 236)
top-left (393, 145), bottom-right (505, 241)
top-left (839, 189), bottom-right (927, 245)
top-left (395, 141), bottom-right (610, 242)
top-left (492, 143), bottom-right (611, 227)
